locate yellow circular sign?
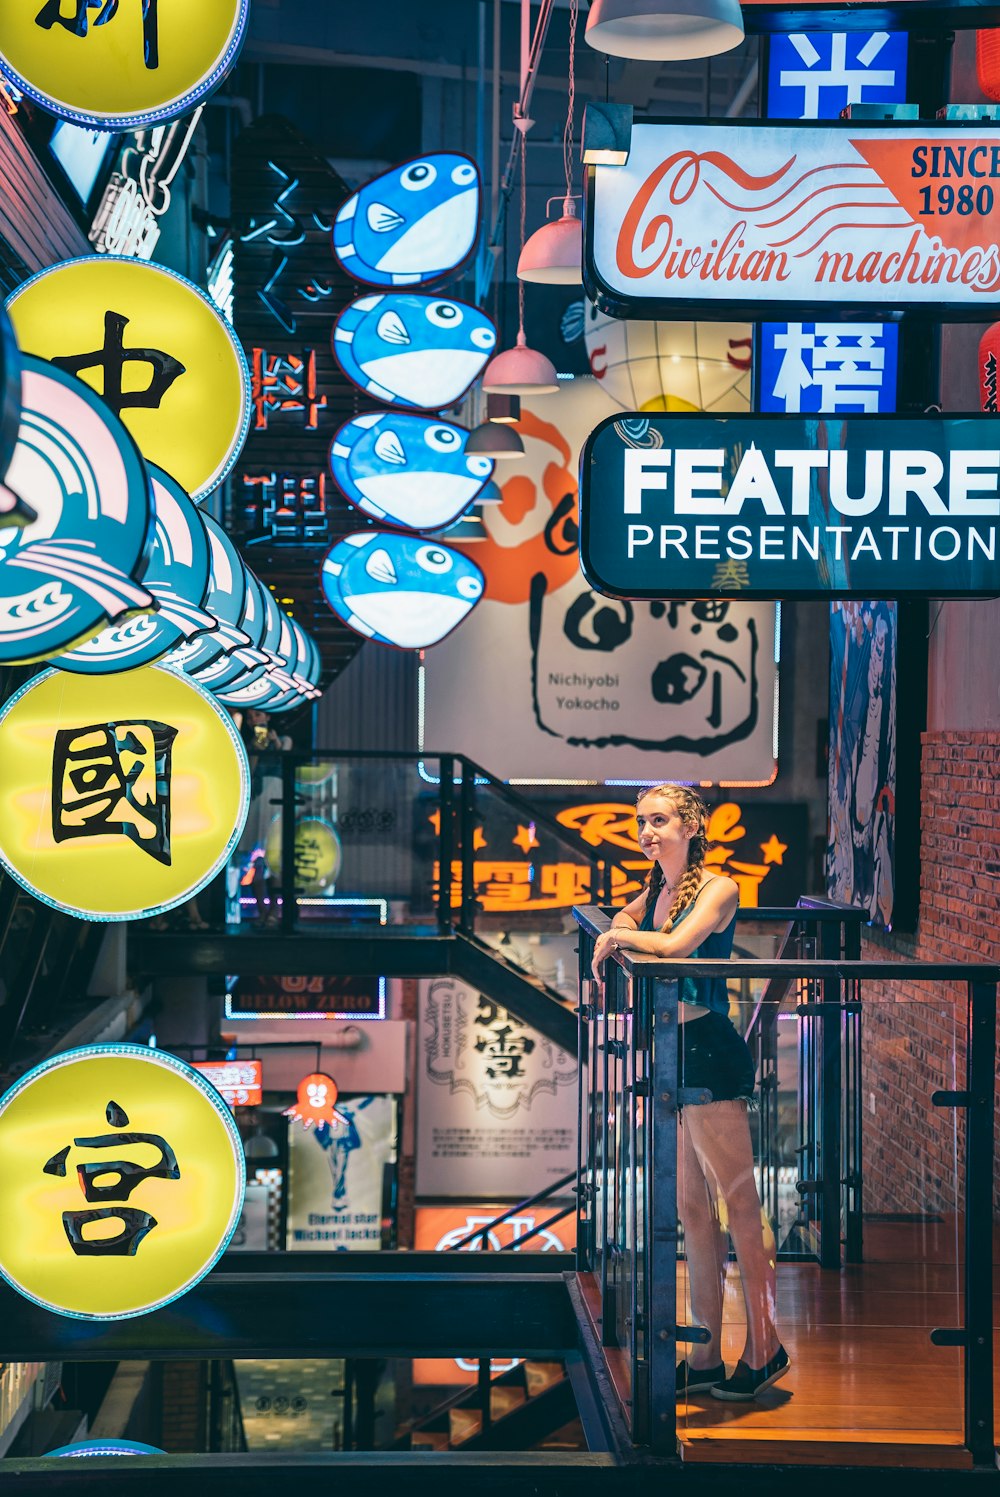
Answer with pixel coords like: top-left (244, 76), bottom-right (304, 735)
top-left (265, 816), bottom-right (342, 895)
top-left (0, 664), bottom-right (249, 920)
top-left (0, 1), bottom-right (248, 131)
top-left (0, 1045), bottom-right (245, 1320)
top-left (6, 257), bottom-right (250, 500)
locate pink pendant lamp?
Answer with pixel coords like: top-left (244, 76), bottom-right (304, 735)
top-left (518, 0), bottom-right (583, 285)
top-left (482, 133), bottom-right (560, 396)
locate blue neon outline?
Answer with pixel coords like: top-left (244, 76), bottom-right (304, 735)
top-left (0, 0), bottom-right (250, 133)
top-left (5, 255), bottom-right (252, 501)
top-left (0, 1042), bottom-right (246, 1321)
top-left (0, 663), bottom-right (251, 922)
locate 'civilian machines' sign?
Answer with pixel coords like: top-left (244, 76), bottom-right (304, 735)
top-left (0, 1045), bottom-right (244, 1319)
top-left (581, 411), bottom-right (1000, 599)
top-left (586, 120), bottom-right (1000, 320)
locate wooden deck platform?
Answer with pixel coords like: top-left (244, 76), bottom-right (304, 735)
top-left (588, 1219), bottom-right (1000, 1468)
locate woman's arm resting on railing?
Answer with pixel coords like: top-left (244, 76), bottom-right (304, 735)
top-left (591, 878), bottom-right (737, 979)
top-left (590, 891), bottom-right (645, 980)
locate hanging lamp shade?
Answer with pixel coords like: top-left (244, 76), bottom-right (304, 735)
top-left (477, 478), bottom-right (504, 503)
top-left (465, 421), bottom-right (525, 459)
top-left (585, 0), bottom-right (744, 60)
top-left (518, 198), bottom-right (583, 285)
top-left (482, 331), bottom-right (560, 395)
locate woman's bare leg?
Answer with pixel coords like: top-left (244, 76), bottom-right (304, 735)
top-left (682, 1100), bottom-right (780, 1368)
top-left (678, 1110), bottom-right (729, 1368)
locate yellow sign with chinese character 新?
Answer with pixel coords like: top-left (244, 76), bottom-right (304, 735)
top-left (0, 1), bottom-right (248, 132)
top-left (0, 1045), bottom-right (245, 1320)
top-left (6, 257), bottom-right (250, 501)
top-left (0, 664), bottom-right (249, 920)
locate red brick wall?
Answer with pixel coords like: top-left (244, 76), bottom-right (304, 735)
top-left (861, 732), bottom-right (1000, 1216)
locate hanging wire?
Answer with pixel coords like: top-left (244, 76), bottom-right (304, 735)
top-left (518, 128), bottom-right (527, 339)
top-left (562, 0), bottom-right (578, 205)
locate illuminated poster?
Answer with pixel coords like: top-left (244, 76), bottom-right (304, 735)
top-left (0, 1044), bottom-right (244, 1319)
top-left (286, 1096), bottom-right (396, 1251)
top-left (421, 378), bottom-right (779, 783)
top-left (0, 664), bottom-right (249, 921)
top-left (332, 153), bottom-right (480, 288)
top-left (52, 466), bottom-right (216, 674)
top-left (0, 355), bottom-right (154, 664)
top-left (827, 600), bottom-right (897, 925)
top-left (587, 120), bottom-right (1000, 319)
top-left (329, 412), bottom-right (493, 531)
top-left (416, 977), bottom-right (577, 1199)
top-left (321, 533), bottom-right (484, 649)
top-left (412, 1205), bottom-right (576, 1386)
top-left (7, 257), bottom-right (251, 500)
top-left (0, 0), bottom-right (249, 131)
top-left (191, 1060), bottom-right (263, 1107)
top-left (332, 293), bottom-right (496, 411)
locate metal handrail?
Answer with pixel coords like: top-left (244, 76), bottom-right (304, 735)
top-left (446, 1168), bottom-right (578, 1251)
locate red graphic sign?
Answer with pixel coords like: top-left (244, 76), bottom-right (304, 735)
top-left (192, 1060), bottom-right (263, 1108)
top-left (284, 1072), bottom-right (349, 1130)
top-left (980, 324), bottom-right (1000, 413)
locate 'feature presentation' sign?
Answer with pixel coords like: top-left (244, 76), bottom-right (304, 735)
top-left (586, 120), bottom-right (1000, 321)
top-left (580, 413), bottom-right (1000, 600)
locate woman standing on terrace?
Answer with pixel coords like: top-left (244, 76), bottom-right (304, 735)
top-left (591, 783), bottom-right (789, 1403)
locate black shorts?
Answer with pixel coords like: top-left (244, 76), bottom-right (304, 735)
top-left (679, 1011), bottom-right (756, 1105)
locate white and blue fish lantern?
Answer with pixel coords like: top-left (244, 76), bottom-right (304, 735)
top-left (332, 153), bottom-right (480, 287)
top-left (332, 293), bottom-right (496, 411)
top-left (321, 532), bottom-right (484, 650)
top-left (329, 412), bottom-right (493, 532)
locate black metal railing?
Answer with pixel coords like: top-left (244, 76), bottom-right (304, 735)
top-left (573, 903), bottom-right (998, 1464)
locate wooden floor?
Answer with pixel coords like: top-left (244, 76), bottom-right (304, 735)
top-left (590, 1220), bottom-right (1000, 1468)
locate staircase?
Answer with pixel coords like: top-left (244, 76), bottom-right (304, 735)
top-left (127, 749), bottom-right (626, 1053)
top-left (399, 1360), bottom-right (580, 1452)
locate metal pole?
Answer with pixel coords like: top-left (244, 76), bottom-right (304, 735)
top-left (648, 974), bottom-right (680, 1457)
top-left (964, 979), bottom-right (996, 1465)
top-left (437, 756), bottom-right (454, 933)
top-left (819, 919), bottom-right (842, 1270)
top-left (279, 755), bottom-right (297, 936)
top-left (460, 759), bottom-right (476, 935)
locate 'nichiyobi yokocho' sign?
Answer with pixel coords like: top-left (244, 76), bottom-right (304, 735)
top-left (580, 413), bottom-right (1000, 600)
top-left (586, 120), bottom-right (1000, 322)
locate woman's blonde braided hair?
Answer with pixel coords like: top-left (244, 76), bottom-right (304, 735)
top-left (637, 784), bottom-right (709, 932)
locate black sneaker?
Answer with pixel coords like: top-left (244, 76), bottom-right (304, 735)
top-left (710, 1346), bottom-right (790, 1401)
top-left (676, 1359), bottom-right (726, 1393)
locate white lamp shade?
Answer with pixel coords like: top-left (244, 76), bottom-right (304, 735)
top-left (517, 209), bottom-right (583, 285)
top-left (585, 0), bottom-right (744, 61)
top-left (482, 333), bottom-right (560, 396)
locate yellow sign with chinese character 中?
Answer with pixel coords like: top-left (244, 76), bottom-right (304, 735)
top-left (0, 1), bottom-right (248, 132)
top-left (0, 664), bottom-right (249, 920)
top-left (6, 257), bottom-right (250, 500)
top-left (0, 1045), bottom-right (245, 1320)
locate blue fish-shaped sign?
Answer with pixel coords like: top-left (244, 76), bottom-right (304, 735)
top-left (332, 153), bottom-right (480, 287)
top-left (0, 355), bottom-right (154, 664)
top-left (332, 293), bottom-right (495, 411)
top-left (163, 514), bottom-right (257, 678)
top-left (53, 466), bottom-right (216, 675)
top-left (329, 412), bottom-right (493, 532)
top-left (321, 531), bottom-right (484, 649)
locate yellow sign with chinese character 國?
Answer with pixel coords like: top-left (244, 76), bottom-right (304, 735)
top-left (0, 664), bottom-right (249, 920)
top-left (6, 257), bottom-right (250, 500)
top-left (265, 815), bottom-right (342, 895)
top-left (0, 1), bottom-right (248, 132)
top-left (0, 1045), bottom-right (245, 1320)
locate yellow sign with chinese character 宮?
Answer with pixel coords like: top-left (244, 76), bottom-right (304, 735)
top-left (6, 257), bottom-right (250, 500)
top-left (0, 1), bottom-right (248, 132)
top-left (0, 664), bottom-right (249, 921)
top-left (0, 1045), bottom-right (244, 1320)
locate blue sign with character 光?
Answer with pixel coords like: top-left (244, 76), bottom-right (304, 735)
top-left (579, 412), bottom-right (1000, 601)
top-left (766, 31), bottom-right (908, 121)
